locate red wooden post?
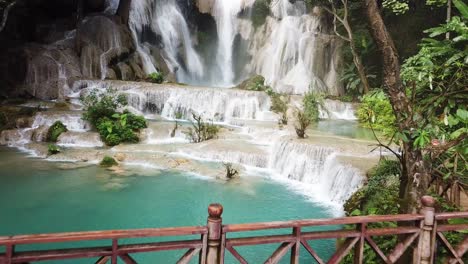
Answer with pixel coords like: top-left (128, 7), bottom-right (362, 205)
top-left (417, 196), bottom-right (436, 264)
top-left (205, 204), bottom-right (223, 264)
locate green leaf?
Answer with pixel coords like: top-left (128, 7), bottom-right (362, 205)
top-left (453, 0), bottom-right (468, 19)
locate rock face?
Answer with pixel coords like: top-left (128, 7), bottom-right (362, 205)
top-left (0, 0), bottom-right (145, 100)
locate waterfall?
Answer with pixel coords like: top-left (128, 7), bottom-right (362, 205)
top-left (249, 9), bottom-right (342, 95)
top-left (211, 0), bottom-right (244, 86)
top-left (57, 132), bottom-right (104, 148)
top-left (129, 0), bottom-right (204, 81)
top-left (31, 112), bottom-right (91, 131)
top-left (124, 85), bottom-right (272, 122)
top-left (154, 0), bottom-right (204, 82)
top-left (320, 99), bottom-right (357, 120)
top-left (126, 0), bottom-right (342, 94)
top-left (269, 140), bottom-right (363, 204)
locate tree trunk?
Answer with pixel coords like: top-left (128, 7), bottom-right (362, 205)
top-left (364, 0), bottom-right (430, 213)
top-left (117, 0), bottom-right (132, 25)
top-left (349, 41), bottom-right (370, 94)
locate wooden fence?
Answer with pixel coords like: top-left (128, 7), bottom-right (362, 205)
top-left (0, 196), bottom-right (467, 264)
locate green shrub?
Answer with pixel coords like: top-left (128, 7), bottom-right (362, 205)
top-left (147, 72), bottom-right (164, 84)
top-left (81, 89), bottom-right (147, 146)
top-left (100, 156), bottom-right (118, 167)
top-left (356, 90), bottom-right (396, 136)
top-left (47, 144), bottom-right (61, 155)
top-left (81, 88), bottom-right (128, 125)
top-left (270, 93), bottom-right (289, 125)
top-left (47, 121), bottom-right (68, 142)
top-left (303, 92), bottom-right (325, 123)
top-left (183, 113), bottom-right (220, 143)
top-left (294, 108), bottom-right (312, 138)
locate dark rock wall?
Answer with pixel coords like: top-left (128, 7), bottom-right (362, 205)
top-left (0, 0), bottom-right (144, 100)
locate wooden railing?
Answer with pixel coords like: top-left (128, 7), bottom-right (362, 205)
top-left (0, 196), bottom-right (467, 264)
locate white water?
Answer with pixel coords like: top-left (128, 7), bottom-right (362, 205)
top-left (320, 99), bottom-right (357, 120)
top-left (249, 10), bottom-right (342, 95)
top-left (269, 140), bottom-right (363, 204)
top-left (211, 0), bottom-right (244, 86)
top-left (57, 132), bottom-right (104, 148)
top-left (129, 0), bottom-right (204, 82)
top-left (126, 0), bottom-right (342, 95)
top-left (124, 85), bottom-right (272, 122)
top-left (31, 112), bottom-right (91, 131)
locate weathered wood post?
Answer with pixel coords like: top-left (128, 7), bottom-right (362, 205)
top-left (205, 203), bottom-right (223, 264)
top-left (418, 196), bottom-right (436, 264)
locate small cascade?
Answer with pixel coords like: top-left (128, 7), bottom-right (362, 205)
top-left (320, 99), bottom-right (357, 120)
top-left (124, 85), bottom-right (272, 122)
top-left (57, 132), bottom-right (104, 148)
top-left (0, 129), bottom-right (34, 147)
top-left (31, 112), bottom-right (91, 131)
top-left (269, 140), bottom-right (363, 203)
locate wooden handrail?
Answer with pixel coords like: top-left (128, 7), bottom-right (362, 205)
top-left (0, 196), bottom-right (466, 264)
top-left (223, 214), bottom-right (424, 233)
top-left (0, 226), bottom-right (208, 245)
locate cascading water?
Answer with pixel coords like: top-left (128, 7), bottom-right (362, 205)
top-left (127, 0), bottom-right (342, 94)
top-left (320, 99), bottom-right (357, 120)
top-left (129, 0), bottom-right (204, 82)
top-left (124, 84), bottom-right (272, 122)
top-left (211, 0), bottom-right (245, 86)
top-left (269, 140), bottom-right (363, 204)
top-left (249, 4), bottom-right (342, 95)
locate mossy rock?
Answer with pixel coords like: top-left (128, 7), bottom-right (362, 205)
top-left (237, 75), bottom-right (266, 91)
top-left (47, 121), bottom-right (68, 142)
top-left (47, 144), bottom-right (61, 155)
top-left (100, 156), bottom-right (118, 167)
top-left (251, 0), bottom-right (271, 28)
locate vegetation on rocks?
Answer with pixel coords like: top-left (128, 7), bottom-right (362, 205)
top-left (47, 144), bottom-right (60, 155)
top-left (294, 108), bottom-right (312, 139)
top-left (183, 112), bottom-right (219, 143)
top-left (46, 121), bottom-right (68, 142)
top-left (356, 90), bottom-right (396, 136)
top-left (147, 72), bottom-right (164, 84)
top-left (270, 93), bottom-right (289, 125)
top-left (81, 88), bottom-right (147, 146)
top-left (100, 156), bottom-right (118, 167)
top-left (223, 162), bottom-right (239, 180)
top-left (303, 92), bottom-right (324, 123)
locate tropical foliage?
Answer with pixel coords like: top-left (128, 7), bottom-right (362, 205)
top-left (81, 88), bottom-right (147, 146)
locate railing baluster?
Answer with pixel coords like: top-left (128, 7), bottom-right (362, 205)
top-left (290, 227), bottom-right (301, 264)
top-left (95, 256), bottom-right (110, 264)
top-left (120, 254), bottom-right (138, 264)
top-left (354, 223), bottom-right (365, 264)
top-left (5, 244), bottom-right (14, 264)
top-left (111, 239), bottom-right (118, 264)
top-left (177, 248), bottom-right (201, 264)
top-left (199, 233), bottom-right (208, 264)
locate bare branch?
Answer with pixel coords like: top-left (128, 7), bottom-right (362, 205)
top-left (0, 0), bottom-right (16, 33)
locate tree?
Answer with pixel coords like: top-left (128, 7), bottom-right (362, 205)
top-left (364, 0), bottom-right (467, 213)
top-left (322, 0), bottom-right (371, 94)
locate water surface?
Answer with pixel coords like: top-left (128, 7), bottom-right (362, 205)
top-left (0, 147), bottom-right (338, 263)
